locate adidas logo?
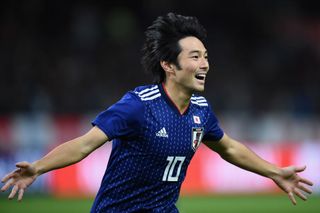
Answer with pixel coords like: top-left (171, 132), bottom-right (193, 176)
top-left (156, 127), bottom-right (168, 138)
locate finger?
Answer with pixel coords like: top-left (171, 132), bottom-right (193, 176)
top-left (294, 188), bottom-right (307, 201)
top-left (298, 184), bottom-right (313, 194)
top-left (294, 165), bottom-right (306, 173)
top-left (288, 192), bottom-right (297, 205)
top-left (300, 178), bottom-right (314, 186)
top-left (8, 185), bottom-right (19, 200)
top-left (1, 169), bottom-right (20, 183)
top-left (18, 188), bottom-right (24, 201)
top-left (16, 161), bottom-right (30, 169)
top-left (1, 179), bottom-right (14, 192)
top-left (1, 174), bottom-right (10, 183)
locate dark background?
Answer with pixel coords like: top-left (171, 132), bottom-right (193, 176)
top-left (0, 1), bottom-right (319, 203)
top-left (1, 0), bottom-right (319, 117)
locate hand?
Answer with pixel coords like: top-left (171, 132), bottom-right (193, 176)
top-left (1, 161), bottom-right (38, 201)
top-left (271, 165), bottom-right (313, 205)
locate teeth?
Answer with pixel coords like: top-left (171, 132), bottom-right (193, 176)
top-left (195, 73), bottom-right (206, 80)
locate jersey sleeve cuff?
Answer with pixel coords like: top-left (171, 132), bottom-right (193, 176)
top-left (91, 121), bottom-right (113, 140)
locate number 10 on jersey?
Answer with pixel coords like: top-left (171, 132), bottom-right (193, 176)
top-left (162, 156), bottom-right (186, 182)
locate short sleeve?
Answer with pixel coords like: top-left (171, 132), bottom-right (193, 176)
top-left (203, 104), bottom-right (224, 142)
top-left (91, 92), bottom-right (144, 140)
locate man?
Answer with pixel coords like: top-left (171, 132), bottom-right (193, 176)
top-left (1, 13), bottom-right (313, 212)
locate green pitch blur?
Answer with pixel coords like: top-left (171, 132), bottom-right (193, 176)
top-left (0, 194), bottom-right (319, 213)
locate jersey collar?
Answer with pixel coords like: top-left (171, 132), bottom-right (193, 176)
top-left (158, 83), bottom-right (191, 116)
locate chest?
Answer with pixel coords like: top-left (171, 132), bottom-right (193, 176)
top-left (140, 102), bottom-right (207, 157)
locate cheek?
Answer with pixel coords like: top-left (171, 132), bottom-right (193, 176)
top-left (184, 65), bottom-right (197, 78)
top-left (176, 61), bottom-right (198, 81)
top-left (180, 61), bottom-right (197, 73)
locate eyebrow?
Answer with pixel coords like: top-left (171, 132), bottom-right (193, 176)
top-left (188, 50), bottom-right (208, 55)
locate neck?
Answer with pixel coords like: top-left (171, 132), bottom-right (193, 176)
top-left (162, 81), bottom-right (192, 113)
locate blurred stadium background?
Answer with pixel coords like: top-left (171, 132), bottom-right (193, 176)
top-left (0, 0), bottom-right (319, 212)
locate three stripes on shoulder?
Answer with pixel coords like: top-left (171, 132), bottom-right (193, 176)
top-left (135, 85), bottom-right (208, 106)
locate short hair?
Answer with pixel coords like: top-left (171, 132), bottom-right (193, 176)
top-left (141, 13), bottom-right (207, 83)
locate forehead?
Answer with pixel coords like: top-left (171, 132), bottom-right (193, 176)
top-left (178, 36), bottom-right (207, 54)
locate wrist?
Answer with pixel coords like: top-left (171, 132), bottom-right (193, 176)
top-left (267, 166), bottom-right (282, 180)
top-left (32, 160), bottom-right (44, 176)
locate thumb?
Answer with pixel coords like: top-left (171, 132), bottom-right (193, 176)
top-left (294, 165), bottom-right (306, 173)
top-left (16, 161), bottom-right (30, 169)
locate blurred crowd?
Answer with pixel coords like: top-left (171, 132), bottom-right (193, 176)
top-left (1, 1), bottom-right (319, 197)
top-left (0, 0), bottom-right (319, 117)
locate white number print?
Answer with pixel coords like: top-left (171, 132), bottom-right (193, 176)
top-left (162, 156), bottom-right (186, 182)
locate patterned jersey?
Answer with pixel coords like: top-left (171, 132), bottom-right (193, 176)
top-left (91, 84), bottom-right (224, 212)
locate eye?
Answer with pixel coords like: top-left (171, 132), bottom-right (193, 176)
top-left (191, 55), bottom-right (199, 59)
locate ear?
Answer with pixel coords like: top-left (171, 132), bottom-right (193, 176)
top-left (160, 61), bottom-right (175, 74)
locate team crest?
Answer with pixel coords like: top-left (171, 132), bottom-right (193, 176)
top-left (191, 127), bottom-right (204, 151)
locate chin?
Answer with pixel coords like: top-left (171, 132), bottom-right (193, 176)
top-left (194, 86), bottom-right (205, 92)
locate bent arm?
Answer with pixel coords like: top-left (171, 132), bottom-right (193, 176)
top-left (204, 134), bottom-right (280, 178)
top-left (33, 126), bottom-right (108, 176)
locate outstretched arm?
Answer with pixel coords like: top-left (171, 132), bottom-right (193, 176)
top-left (1, 126), bottom-right (108, 201)
top-left (204, 134), bottom-right (313, 205)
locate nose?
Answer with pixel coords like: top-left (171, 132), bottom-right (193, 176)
top-left (200, 57), bottom-right (209, 71)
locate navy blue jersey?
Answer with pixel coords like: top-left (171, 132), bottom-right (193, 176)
top-left (91, 84), bottom-right (223, 212)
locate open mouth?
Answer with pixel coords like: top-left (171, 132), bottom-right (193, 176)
top-left (195, 73), bottom-right (206, 81)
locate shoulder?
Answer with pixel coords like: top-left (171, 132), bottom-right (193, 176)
top-left (132, 84), bottom-right (161, 102)
top-left (113, 84), bottom-right (161, 111)
top-left (190, 94), bottom-right (209, 107)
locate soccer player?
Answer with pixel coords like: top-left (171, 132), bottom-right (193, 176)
top-left (1, 13), bottom-right (313, 212)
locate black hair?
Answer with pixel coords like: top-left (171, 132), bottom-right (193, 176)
top-left (141, 13), bottom-right (207, 83)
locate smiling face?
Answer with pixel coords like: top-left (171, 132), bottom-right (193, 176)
top-left (164, 36), bottom-right (209, 95)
